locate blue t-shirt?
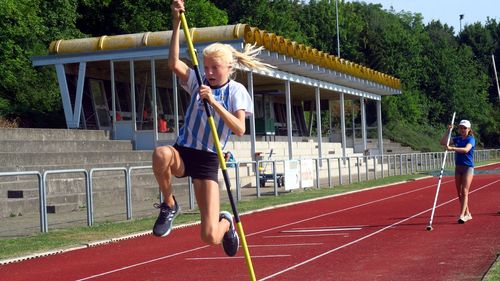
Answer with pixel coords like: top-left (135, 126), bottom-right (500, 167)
top-left (452, 135), bottom-right (475, 167)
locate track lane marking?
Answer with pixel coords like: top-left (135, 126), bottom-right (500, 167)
top-left (264, 233), bottom-right (348, 238)
top-left (249, 243), bottom-right (323, 247)
top-left (76, 245), bottom-right (210, 281)
top-left (291, 225), bottom-right (367, 229)
top-left (186, 255), bottom-right (290, 261)
top-left (258, 179), bottom-right (500, 281)
top-left (281, 228), bottom-right (362, 233)
top-left (247, 180), bottom-right (453, 237)
top-left (76, 178), bottom-right (452, 280)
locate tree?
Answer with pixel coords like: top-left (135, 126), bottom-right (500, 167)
top-left (460, 19), bottom-right (500, 104)
top-left (212, 0), bottom-right (308, 44)
top-left (76, 0), bottom-right (227, 36)
top-left (458, 18), bottom-right (499, 146)
top-left (0, 0), bottom-right (82, 126)
top-left (299, 0), bottom-right (338, 53)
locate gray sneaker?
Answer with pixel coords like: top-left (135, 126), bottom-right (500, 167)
top-left (219, 211), bottom-right (239, 257)
top-left (153, 197), bottom-right (180, 237)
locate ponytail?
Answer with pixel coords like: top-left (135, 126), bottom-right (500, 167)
top-left (233, 44), bottom-right (275, 72)
top-left (203, 43), bottom-right (275, 79)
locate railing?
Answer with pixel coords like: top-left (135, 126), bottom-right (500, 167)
top-left (0, 171), bottom-right (43, 232)
top-left (42, 169), bottom-right (89, 232)
top-left (0, 149), bottom-right (498, 233)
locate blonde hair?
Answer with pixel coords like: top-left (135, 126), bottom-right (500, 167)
top-left (203, 43), bottom-right (275, 79)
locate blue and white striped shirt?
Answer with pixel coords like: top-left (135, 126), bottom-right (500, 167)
top-left (176, 69), bottom-right (253, 153)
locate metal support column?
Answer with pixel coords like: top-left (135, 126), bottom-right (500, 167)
top-left (361, 97), bottom-right (367, 152)
top-left (377, 99), bottom-right (383, 155)
top-left (285, 80), bottom-right (293, 159)
top-left (315, 87), bottom-right (322, 163)
top-left (248, 71), bottom-right (257, 162)
top-left (340, 93), bottom-right (346, 159)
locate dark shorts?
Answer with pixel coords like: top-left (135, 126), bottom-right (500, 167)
top-left (455, 165), bottom-right (474, 176)
top-left (174, 144), bottom-right (219, 182)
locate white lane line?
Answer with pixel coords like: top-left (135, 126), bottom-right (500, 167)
top-left (264, 233), bottom-right (348, 238)
top-left (258, 179), bottom-right (500, 281)
top-left (186, 254), bottom-right (290, 261)
top-left (281, 228), bottom-right (362, 233)
top-left (76, 245), bottom-right (210, 281)
top-left (248, 180), bottom-right (451, 238)
top-left (291, 225), bottom-right (367, 230)
top-left (249, 243), bottom-right (323, 247)
top-left (77, 179), bottom-right (451, 280)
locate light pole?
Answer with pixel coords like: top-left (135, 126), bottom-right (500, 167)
top-left (335, 0), bottom-right (340, 57)
top-left (459, 14), bottom-right (464, 32)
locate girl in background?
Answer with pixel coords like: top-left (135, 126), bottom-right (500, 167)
top-left (441, 119), bottom-right (475, 224)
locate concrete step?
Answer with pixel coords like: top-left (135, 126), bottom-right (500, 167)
top-left (3, 198), bottom-right (39, 217)
top-left (0, 128), bottom-right (111, 141)
top-left (46, 203), bottom-right (79, 214)
top-left (0, 140), bottom-right (133, 153)
top-left (3, 181), bottom-right (159, 202)
top-left (366, 144), bottom-right (412, 151)
top-left (0, 179), bottom-right (186, 218)
top-left (355, 141), bottom-right (419, 155)
top-left (0, 184), bottom-right (164, 218)
top-left (88, 185), bottom-right (160, 205)
top-left (1, 172), bottom-right (160, 196)
top-left (0, 161), bottom-right (153, 175)
top-left (384, 147), bottom-right (415, 154)
top-left (0, 151), bottom-right (152, 167)
top-left (5, 188), bottom-right (39, 199)
top-left (47, 193), bottom-right (83, 205)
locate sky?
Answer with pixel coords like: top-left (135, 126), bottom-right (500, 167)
top-left (347, 0), bottom-right (499, 34)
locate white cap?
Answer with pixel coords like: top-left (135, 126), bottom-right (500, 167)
top-left (459, 120), bottom-right (471, 128)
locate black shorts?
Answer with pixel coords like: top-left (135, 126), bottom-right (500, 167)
top-left (174, 144), bottom-right (219, 182)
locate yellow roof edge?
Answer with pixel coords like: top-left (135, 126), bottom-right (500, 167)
top-left (49, 24), bottom-right (401, 90)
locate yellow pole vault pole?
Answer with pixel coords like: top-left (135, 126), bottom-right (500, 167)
top-left (179, 13), bottom-right (256, 281)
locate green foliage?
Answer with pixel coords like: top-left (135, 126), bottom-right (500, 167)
top-left (212, 0), bottom-right (308, 43)
top-left (299, 0), bottom-right (339, 52)
top-left (77, 0), bottom-right (170, 35)
top-left (76, 0), bottom-right (227, 35)
top-left (383, 119), bottom-right (444, 152)
top-left (0, 0), bottom-right (498, 146)
top-left (0, 0), bottom-right (82, 126)
top-left (382, 90), bottom-right (429, 124)
top-left (184, 0), bottom-right (228, 27)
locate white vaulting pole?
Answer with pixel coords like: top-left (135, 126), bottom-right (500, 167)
top-left (426, 112), bottom-right (456, 231)
top-left (492, 54), bottom-right (500, 101)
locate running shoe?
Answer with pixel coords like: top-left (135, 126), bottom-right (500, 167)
top-left (457, 215), bottom-right (467, 224)
top-left (458, 213), bottom-right (473, 224)
top-left (153, 197), bottom-right (180, 237)
top-left (464, 213), bottom-right (472, 222)
top-left (219, 211), bottom-right (239, 257)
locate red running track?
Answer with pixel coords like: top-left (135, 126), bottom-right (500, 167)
top-left (1, 163), bottom-right (499, 281)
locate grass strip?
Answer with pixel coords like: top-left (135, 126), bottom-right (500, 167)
top-left (483, 255), bottom-right (500, 281)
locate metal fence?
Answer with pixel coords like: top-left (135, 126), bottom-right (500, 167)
top-left (0, 149), bottom-right (498, 234)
